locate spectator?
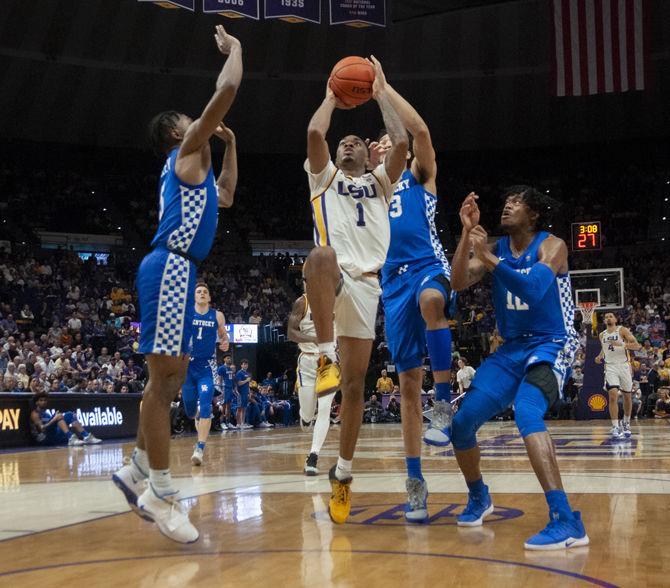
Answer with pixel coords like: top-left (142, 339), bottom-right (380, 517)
top-left (375, 369), bottom-right (394, 394)
top-left (456, 358), bottom-right (476, 395)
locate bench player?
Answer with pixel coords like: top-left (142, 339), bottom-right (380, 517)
top-left (595, 313), bottom-right (640, 438)
top-left (303, 60), bottom-right (408, 523)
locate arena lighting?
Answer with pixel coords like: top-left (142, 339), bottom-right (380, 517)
top-left (102, 208), bottom-right (107, 212)
top-left (663, 217), bottom-right (667, 221)
top-left (665, 198), bottom-right (668, 202)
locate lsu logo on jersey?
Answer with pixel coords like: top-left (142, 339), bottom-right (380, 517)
top-left (336, 180), bottom-right (378, 199)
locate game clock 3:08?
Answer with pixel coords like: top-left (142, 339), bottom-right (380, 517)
top-left (571, 221), bottom-right (602, 251)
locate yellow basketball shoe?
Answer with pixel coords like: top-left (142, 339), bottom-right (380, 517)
top-left (328, 465), bottom-right (352, 524)
top-left (315, 355), bottom-right (341, 398)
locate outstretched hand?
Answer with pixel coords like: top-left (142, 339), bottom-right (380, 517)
top-left (469, 225), bottom-right (489, 259)
top-left (365, 139), bottom-right (388, 168)
top-left (214, 122), bottom-right (235, 143)
top-left (214, 25), bottom-right (241, 55)
top-left (368, 55), bottom-right (387, 99)
top-left (459, 192), bottom-right (480, 231)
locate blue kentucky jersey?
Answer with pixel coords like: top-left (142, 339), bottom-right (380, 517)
top-left (151, 147), bottom-right (218, 263)
top-left (191, 308), bottom-right (218, 361)
top-left (382, 170), bottom-right (451, 281)
top-left (493, 232), bottom-right (578, 342)
top-left (218, 364), bottom-right (235, 390)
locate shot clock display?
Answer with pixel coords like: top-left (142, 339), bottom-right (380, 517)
top-left (571, 221), bottom-right (602, 251)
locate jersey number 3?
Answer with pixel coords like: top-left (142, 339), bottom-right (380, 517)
top-left (389, 194), bottom-right (403, 218)
top-left (506, 291), bottom-right (529, 311)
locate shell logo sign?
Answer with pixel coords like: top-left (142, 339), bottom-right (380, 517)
top-left (587, 394), bottom-right (607, 411)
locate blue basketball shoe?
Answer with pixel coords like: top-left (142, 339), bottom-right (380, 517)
top-left (404, 477), bottom-right (429, 523)
top-left (423, 400), bottom-right (453, 447)
top-left (524, 511), bottom-right (589, 550)
top-left (457, 486), bottom-right (494, 527)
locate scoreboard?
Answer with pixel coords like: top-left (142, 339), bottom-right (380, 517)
top-left (571, 221), bottom-right (602, 252)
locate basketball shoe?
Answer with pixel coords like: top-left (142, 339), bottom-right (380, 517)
top-left (316, 356), bottom-right (340, 397)
top-left (405, 478), bottom-right (429, 523)
top-left (328, 465), bottom-right (352, 524)
top-left (609, 424), bottom-right (623, 439)
top-left (83, 433), bottom-right (102, 444)
top-left (191, 446), bottom-right (204, 466)
top-left (423, 400), bottom-right (453, 446)
top-left (68, 435), bottom-right (85, 446)
top-left (524, 511), bottom-right (589, 550)
top-left (112, 458), bottom-right (150, 519)
top-left (457, 486), bottom-right (494, 527)
top-left (137, 485), bottom-right (199, 544)
top-left (622, 421), bottom-right (632, 438)
top-left (304, 452), bottom-right (319, 476)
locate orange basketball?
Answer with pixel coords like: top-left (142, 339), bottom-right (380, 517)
top-left (329, 56), bottom-right (375, 107)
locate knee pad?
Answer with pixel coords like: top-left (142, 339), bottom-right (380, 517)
top-left (514, 375), bottom-right (552, 438)
top-left (524, 363), bottom-right (559, 407)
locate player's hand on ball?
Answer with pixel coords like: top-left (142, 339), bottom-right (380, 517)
top-left (326, 80), bottom-right (355, 110)
top-left (368, 55), bottom-right (387, 99)
top-left (214, 122), bottom-right (235, 143)
top-left (214, 25), bottom-right (240, 55)
top-left (459, 192), bottom-right (480, 231)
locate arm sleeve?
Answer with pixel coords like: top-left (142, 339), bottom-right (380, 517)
top-left (492, 262), bottom-right (556, 306)
top-left (303, 159), bottom-right (337, 196)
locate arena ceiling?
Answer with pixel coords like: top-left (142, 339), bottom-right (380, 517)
top-left (0, 0), bottom-right (667, 154)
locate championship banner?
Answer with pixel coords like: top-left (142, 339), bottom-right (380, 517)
top-left (138, 0), bottom-right (195, 10)
top-left (329, 0), bottom-right (385, 28)
top-left (203, 0), bottom-right (260, 19)
top-left (265, 0), bottom-right (321, 23)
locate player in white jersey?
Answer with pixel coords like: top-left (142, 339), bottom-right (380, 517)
top-left (303, 63), bottom-right (408, 523)
top-left (595, 313), bottom-right (640, 439)
top-left (288, 294), bottom-right (336, 476)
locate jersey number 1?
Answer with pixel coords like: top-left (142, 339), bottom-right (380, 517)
top-left (356, 203), bottom-right (366, 227)
top-left (196, 326), bottom-right (203, 340)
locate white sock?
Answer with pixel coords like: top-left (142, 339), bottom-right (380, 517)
top-left (311, 393), bottom-right (335, 454)
top-left (298, 386), bottom-right (317, 423)
top-left (335, 456), bottom-right (352, 481)
top-left (131, 447), bottom-right (149, 478)
top-left (149, 468), bottom-right (176, 497)
top-left (623, 415), bottom-right (630, 425)
top-left (318, 342), bottom-right (337, 362)
top-left (611, 419), bottom-right (619, 428)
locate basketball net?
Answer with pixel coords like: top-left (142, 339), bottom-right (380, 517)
top-left (578, 302), bottom-right (598, 336)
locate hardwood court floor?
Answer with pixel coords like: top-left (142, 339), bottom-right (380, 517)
top-left (0, 420), bottom-right (668, 587)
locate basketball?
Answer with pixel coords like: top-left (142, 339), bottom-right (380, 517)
top-left (329, 56), bottom-right (375, 107)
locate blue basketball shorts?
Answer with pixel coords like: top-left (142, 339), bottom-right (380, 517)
top-left (182, 359), bottom-right (216, 419)
top-left (138, 248), bottom-right (197, 357)
top-left (223, 386), bottom-right (235, 404)
top-left (40, 411), bottom-right (75, 445)
top-left (382, 263), bottom-right (454, 373)
top-left (461, 335), bottom-right (577, 416)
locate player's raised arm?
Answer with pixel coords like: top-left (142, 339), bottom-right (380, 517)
top-left (180, 26), bottom-right (243, 157)
top-left (306, 82), bottom-right (350, 174)
top-left (287, 297), bottom-right (317, 344)
top-left (472, 229), bottom-right (568, 306)
top-left (369, 56), bottom-right (436, 191)
top-left (450, 193), bottom-right (488, 291)
top-left (213, 123), bottom-right (237, 208)
top-left (371, 68), bottom-right (408, 184)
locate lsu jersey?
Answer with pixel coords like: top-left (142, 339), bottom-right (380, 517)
top-left (600, 327), bottom-right (630, 364)
top-left (298, 295), bottom-right (319, 354)
top-left (304, 160), bottom-right (396, 277)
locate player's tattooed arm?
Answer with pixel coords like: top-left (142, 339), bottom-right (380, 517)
top-left (368, 56), bottom-right (436, 191)
top-left (287, 297), bottom-right (317, 344)
top-left (214, 123), bottom-right (237, 208)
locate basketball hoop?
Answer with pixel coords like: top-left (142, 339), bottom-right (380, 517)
top-left (578, 301), bottom-right (598, 335)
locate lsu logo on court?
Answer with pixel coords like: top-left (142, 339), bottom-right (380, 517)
top-left (587, 394), bottom-right (608, 411)
top-left (0, 408), bottom-right (21, 431)
top-left (313, 503), bottom-right (523, 526)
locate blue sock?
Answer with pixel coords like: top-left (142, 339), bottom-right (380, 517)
top-left (466, 478), bottom-right (486, 496)
top-left (197, 441), bottom-right (206, 451)
top-left (545, 489), bottom-right (573, 519)
top-left (434, 382), bottom-right (452, 402)
top-left (406, 457), bottom-right (423, 480)
top-left (426, 327), bottom-right (452, 372)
